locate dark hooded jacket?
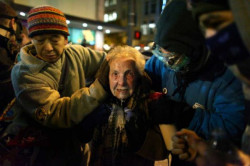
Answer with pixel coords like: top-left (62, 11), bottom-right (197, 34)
top-left (145, 0), bottom-right (245, 146)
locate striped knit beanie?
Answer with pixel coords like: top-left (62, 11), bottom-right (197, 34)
top-left (27, 5), bottom-right (69, 37)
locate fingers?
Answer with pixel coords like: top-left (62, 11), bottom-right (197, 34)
top-left (175, 129), bottom-right (189, 136)
top-left (172, 141), bottom-right (186, 149)
top-left (172, 148), bottom-right (184, 155)
top-left (179, 152), bottom-right (190, 160)
top-left (172, 135), bottom-right (186, 143)
top-left (177, 128), bottom-right (199, 139)
top-left (172, 148), bottom-right (192, 161)
top-left (171, 135), bottom-right (187, 155)
top-left (175, 129), bottom-right (197, 144)
top-left (172, 129), bottom-right (201, 162)
top-left (171, 132), bottom-right (186, 152)
top-left (175, 129), bottom-right (201, 149)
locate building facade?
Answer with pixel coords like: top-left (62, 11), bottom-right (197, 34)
top-left (104, 0), bottom-right (165, 51)
top-left (3, 0), bottom-right (125, 51)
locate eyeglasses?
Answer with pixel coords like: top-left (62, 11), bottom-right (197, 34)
top-left (152, 43), bottom-right (190, 72)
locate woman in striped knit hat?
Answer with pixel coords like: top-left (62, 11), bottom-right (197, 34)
top-left (2, 5), bottom-right (110, 166)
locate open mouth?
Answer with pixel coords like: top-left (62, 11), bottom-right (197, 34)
top-left (117, 89), bottom-right (128, 93)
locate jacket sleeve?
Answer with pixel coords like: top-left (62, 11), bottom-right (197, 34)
top-left (13, 72), bottom-right (108, 129)
top-left (189, 73), bottom-right (246, 145)
top-left (145, 55), bottom-right (164, 92)
top-left (11, 50), bottom-right (108, 129)
top-left (64, 45), bottom-right (106, 81)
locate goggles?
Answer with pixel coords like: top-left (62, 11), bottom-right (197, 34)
top-left (152, 44), bottom-right (190, 72)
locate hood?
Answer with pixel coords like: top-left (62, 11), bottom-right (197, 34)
top-left (19, 44), bottom-right (48, 74)
top-left (154, 0), bottom-right (206, 60)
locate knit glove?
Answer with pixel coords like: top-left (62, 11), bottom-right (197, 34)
top-left (96, 59), bottom-right (110, 92)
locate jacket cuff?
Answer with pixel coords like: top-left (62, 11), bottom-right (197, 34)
top-left (89, 79), bottom-right (108, 103)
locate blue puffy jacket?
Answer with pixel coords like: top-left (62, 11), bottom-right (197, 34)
top-left (145, 55), bottom-right (246, 145)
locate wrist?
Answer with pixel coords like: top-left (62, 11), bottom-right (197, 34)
top-left (187, 150), bottom-right (197, 162)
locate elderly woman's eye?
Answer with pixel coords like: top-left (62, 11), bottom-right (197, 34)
top-left (126, 71), bottom-right (135, 80)
top-left (112, 72), bottom-right (119, 78)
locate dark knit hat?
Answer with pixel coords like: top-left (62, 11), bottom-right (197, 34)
top-left (189, 0), bottom-right (230, 19)
top-left (155, 0), bottom-right (206, 59)
top-left (27, 5), bottom-right (69, 37)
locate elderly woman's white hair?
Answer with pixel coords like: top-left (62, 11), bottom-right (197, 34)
top-left (106, 45), bottom-right (146, 76)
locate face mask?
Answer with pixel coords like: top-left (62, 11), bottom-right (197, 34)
top-left (205, 23), bottom-right (249, 65)
top-left (152, 44), bottom-right (190, 72)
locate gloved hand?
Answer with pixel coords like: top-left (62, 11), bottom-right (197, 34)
top-left (149, 95), bottom-right (194, 128)
top-left (149, 95), bottom-right (176, 125)
top-left (77, 104), bottom-right (111, 142)
top-left (96, 59), bottom-right (110, 92)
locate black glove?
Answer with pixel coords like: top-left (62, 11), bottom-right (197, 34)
top-left (95, 59), bottom-right (110, 91)
top-left (80, 104), bottom-right (111, 129)
top-left (149, 96), bottom-right (194, 129)
top-left (149, 96), bottom-right (176, 124)
top-left (175, 102), bottom-right (195, 130)
top-left (76, 104), bottom-right (111, 142)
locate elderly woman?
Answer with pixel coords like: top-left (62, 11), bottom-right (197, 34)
top-left (85, 45), bottom-right (192, 166)
top-left (86, 45), bottom-right (166, 166)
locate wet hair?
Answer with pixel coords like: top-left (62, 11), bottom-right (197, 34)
top-left (106, 45), bottom-right (145, 76)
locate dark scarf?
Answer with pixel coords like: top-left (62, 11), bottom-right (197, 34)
top-left (90, 73), bottom-right (152, 165)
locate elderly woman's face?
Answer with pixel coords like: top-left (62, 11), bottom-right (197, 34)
top-left (109, 57), bottom-right (138, 100)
